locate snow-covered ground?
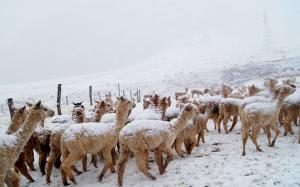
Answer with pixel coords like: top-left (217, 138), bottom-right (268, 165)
top-left (19, 120), bottom-right (300, 187)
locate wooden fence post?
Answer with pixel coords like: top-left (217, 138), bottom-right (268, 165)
top-left (98, 91), bottom-right (101, 100)
top-left (89, 86), bottom-right (93, 106)
top-left (7, 98), bottom-right (14, 119)
top-left (118, 83), bottom-right (121, 97)
top-left (57, 84), bottom-right (62, 115)
top-left (66, 96), bottom-right (69, 106)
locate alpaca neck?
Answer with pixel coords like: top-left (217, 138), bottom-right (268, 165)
top-left (114, 109), bottom-right (129, 133)
top-left (7, 116), bottom-right (25, 134)
top-left (14, 112), bottom-right (40, 152)
top-left (93, 110), bottom-right (107, 122)
top-left (170, 112), bottom-right (192, 134)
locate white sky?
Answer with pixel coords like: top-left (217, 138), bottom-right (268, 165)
top-left (0, 0), bottom-right (299, 84)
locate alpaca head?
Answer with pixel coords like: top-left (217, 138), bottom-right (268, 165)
top-left (95, 100), bottom-right (113, 114)
top-left (116, 96), bottom-right (134, 116)
top-left (28, 101), bottom-right (48, 122)
top-left (248, 84), bottom-right (260, 96)
top-left (274, 85), bottom-right (295, 101)
top-left (26, 102), bottom-right (55, 117)
top-left (180, 103), bottom-right (199, 120)
top-left (72, 105), bottom-right (86, 123)
top-left (159, 97), bottom-right (169, 111)
top-left (7, 106), bottom-right (28, 134)
top-left (151, 94), bottom-right (160, 106)
top-left (264, 78), bottom-right (278, 90)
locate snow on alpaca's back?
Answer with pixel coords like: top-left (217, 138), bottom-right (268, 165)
top-left (195, 95), bottom-right (223, 104)
top-left (165, 107), bottom-right (180, 118)
top-left (120, 119), bottom-right (173, 137)
top-left (284, 89), bottom-right (300, 105)
top-left (240, 96), bottom-right (273, 107)
top-left (62, 122), bottom-right (115, 142)
top-left (101, 113), bottom-right (116, 123)
top-left (244, 102), bottom-right (277, 115)
top-left (0, 131), bottom-right (18, 148)
top-left (221, 98), bottom-right (242, 104)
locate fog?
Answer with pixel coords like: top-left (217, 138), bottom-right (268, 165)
top-left (0, 0), bottom-right (299, 84)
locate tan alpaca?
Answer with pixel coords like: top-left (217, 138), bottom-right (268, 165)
top-left (241, 86), bottom-right (293, 156)
top-left (281, 89), bottom-right (300, 136)
top-left (45, 102), bottom-right (94, 183)
top-left (220, 84), bottom-right (233, 98)
top-left (0, 101), bottom-right (47, 187)
top-left (174, 104), bottom-right (213, 157)
top-left (59, 97), bottom-right (133, 185)
top-left (175, 88), bottom-right (188, 100)
top-left (117, 103), bottom-right (198, 186)
top-left (190, 89), bottom-right (202, 97)
top-left (217, 98), bottom-right (242, 134)
top-left (248, 84), bottom-right (262, 96)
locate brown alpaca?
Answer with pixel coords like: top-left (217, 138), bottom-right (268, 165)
top-left (220, 84), bottom-right (233, 98)
top-left (175, 88), bottom-right (188, 100)
top-left (45, 103), bottom-right (89, 183)
top-left (117, 103), bottom-right (198, 186)
top-left (281, 89), bottom-right (300, 136)
top-left (217, 98), bottom-right (242, 134)
top-left (0, 101), bottom-right (47, 187)
top-left (174, 104), bottom-right (213, 157)
top-left (241, 86), bottom-right (293, 156)
top-left (60, 97), bottom-right (133, 185)
top-left (248, 84), bottom-right (262, 96)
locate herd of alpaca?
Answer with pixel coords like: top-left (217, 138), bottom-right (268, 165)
top-left (0, 77), bottom-right (299, 187)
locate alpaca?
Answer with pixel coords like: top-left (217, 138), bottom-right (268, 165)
top-left (45, 103), bottom-right (89, 183)
top-left (241, 86), bottom-right (293, 156)
top-left (5, 105), bottom-right (54, 182)
top-left (143, 96), bottom-right (152, 110)
top-left (281, 89), bottom-right (300, 136)
top-left (164, 106), bottom-right (180, 121)
top-left (60, 97), bottom-right (133, 185)
top-left (248, 84), bottom-right (261, 96)
top-left (174, 103), bottom-right (213, 157)
top-left (190, 89), bottom-right (202, 97)
top-left (175, 88), bottom-right (188, 100)
top-left (117, 103), bottom-right (198, 186)
top-left (217, 98), bottom-right (242, 134)
top-left (0, 101), bottom-right (47, 187)
top-left (220, 84), bottom-right (233, 98)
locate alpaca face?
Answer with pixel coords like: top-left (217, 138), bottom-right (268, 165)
top-left (116, 97), bottom-right (134, 114)
top-left (72, 106), bottom-right (85, 123)
top-left (95, 100), bottom-right (113, 114)
top-left (182, 103), bottom-right (199, 119)
top-left (30, 101), bottom-right (47, 121)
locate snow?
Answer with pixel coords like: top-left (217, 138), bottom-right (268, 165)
top-left (120, 119), bottom-right (171, 137)
top-left (165, 107), bottom-right (180, 118)
top-left (285, 89), bottom-right (300, 105)
top-left (62, 122), bottom-right (115, 142)
top-left (130, 107), bottom-right (162, 121)
top-left (0, 131), bottom-right (18, 148)
top-left (244, 102), bottom-right (277, 115)
top-left (240, 96), bottom-right (273, 108)
top-left (49, 115), bottom-right (72, 124)
top-left (101, 113), bottom-right (116, 123)
top-left (220, 98), bottom-right (242, 105)
top-left (195, 95), bottom-right (223, 104)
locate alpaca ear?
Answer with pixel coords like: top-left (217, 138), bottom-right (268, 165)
top-left (72, 102), bottom-right (76, 106)
top-left (100, 101), bottom-right (105, 107)
top-left (20, 106), bottom-right (26, 113)
top-left (26, 102), bottom-right (33, 107)
top-left (35, 100), bottom-right (42, 108)
top-left (94, 101), bottom-right (100, 104)
top-left (79, 102), bottom-right (83, 105)
top-left (120, 96), bottom-right (125, 101)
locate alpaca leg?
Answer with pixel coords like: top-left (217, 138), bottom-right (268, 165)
top-left (91, 154), bottom-right (98, 168)
top-left (153, 149), bottom-right (164, 175)
top-left (111, 148), bottom-right (117, 166)
top-left (200, 129), bottom-right (205, 143)
top-left (5, 169), bottom-right (20, 187)
top-left (117, 145), bottom-right (131, 187)
top-left (98, 147), bottom-right (115, 182)
top-left (196, 133), bottom-right (201, 146)
top-left (223, 115), bottom-right (229, 134)
top-left (24, 142), bottom-right (35, 171)
top-left (0, 172), bottom-right (5, 187)
top-left (46, 149), bottom-right (60, 183)
top-left (39, 153), bottom-right (47, 176)
top-left (71, 165), bottom-right (82, 175)
top-left (15, 153), bottom-right (34, 182)
top-left (270, 126), bottom-right (280, 147)
top-left (186, 137), bottom-right (196, 155)
top-left (283, 117), bottom-right (292, 136)
top-left (265, 126), bottom-right (272, 147)
top-left (242, 125), bottom-right (249, 156)
top-left (217, 114), bottom-right (223, 133)
top-left (61, 154), bottom-right (83, 185)
top-left (229, 116), bottom-right (238, 132)
top-left (82, 154), bottom-right (87, 172)
top-left (162, 147), bottom-right (174, 174)
top-left (174, 139), bottom-right (185, 157)
top-left (250, 126), bottom-right (262, 152)
top-left (135, 151), bottom-right (156, 180)
top-left (213, 118), bottom-right (217, 130)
